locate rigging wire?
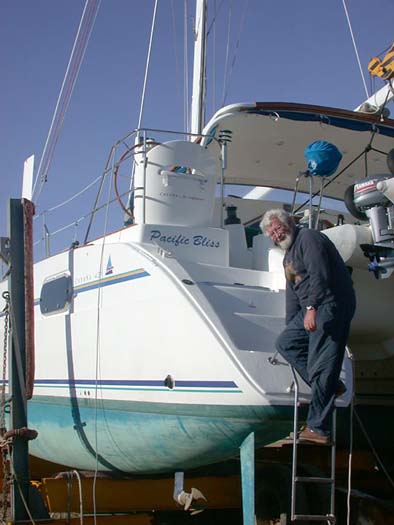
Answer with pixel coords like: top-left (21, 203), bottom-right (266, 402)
top-left (206, 0), bottom-right (225, 37)
top-left (207, 0), bottom-right (226, 115)
top-left (341, 0), bottom-right (369, 99)
top-left (222, 0), bottom-right (249, 106)
top-left (39, 174), bottom-right (102, 215)
top-left (33, 0), bottom-right (101, 203)
top-left (128, 0), bottom-right (158, 210)
top-left (221, 0), bottom-right (233, 108)
top-left (33, 188), bottom-right (130, 246)
top-left (211, 0), bottom-right (217, 114)
top-left (171, 0), bottom-right (183, 120)
top-left (184, 0), bottom-right (189, 134)
top-left (137, 0), bottom-right (159, 130)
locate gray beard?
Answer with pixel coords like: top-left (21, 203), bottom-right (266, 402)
top-left (278, 232), bottom-right (294, 250)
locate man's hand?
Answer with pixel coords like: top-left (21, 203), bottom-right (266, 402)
top-left (304, 309), bottom-right (317, 332)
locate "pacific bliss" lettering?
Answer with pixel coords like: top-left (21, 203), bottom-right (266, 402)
top-left (150, 230), bottom-right (220, 248)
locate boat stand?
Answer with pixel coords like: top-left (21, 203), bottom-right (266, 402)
top-left (240, 431), bottom-right (255, 525)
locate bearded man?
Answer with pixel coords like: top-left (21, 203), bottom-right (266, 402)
top-left (260, 209), bottom-right (356, 444)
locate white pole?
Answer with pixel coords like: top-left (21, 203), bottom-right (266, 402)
top-left (190, 0), bottom-right (207, 137)
top-left (22, 155), bottom-right (35, 201)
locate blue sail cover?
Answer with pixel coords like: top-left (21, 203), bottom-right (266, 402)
top-left (304, 141), bottom-right (342, 177)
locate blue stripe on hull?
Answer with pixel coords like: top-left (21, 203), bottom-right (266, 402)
top-left (33, 378), bottom-right (242, 394)
top-left (28, 396), bottom-right (293, 473)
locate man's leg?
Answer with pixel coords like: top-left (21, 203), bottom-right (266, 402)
top-left (275, 310), bottom-right (310, 386)
top-left (306, 302), bottom-right (348, 435)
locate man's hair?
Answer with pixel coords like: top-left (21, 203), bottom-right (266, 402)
top-left (260, 208), bottom-right (294, 236)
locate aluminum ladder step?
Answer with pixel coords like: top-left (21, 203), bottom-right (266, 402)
top-left (290, 366), bottom-right (337, 523)
top-left (295, 476), bottom-right (334, 484)
top-left (293, 514), bottom-right (336, 523)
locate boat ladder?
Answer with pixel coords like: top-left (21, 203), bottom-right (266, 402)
top-left (289, 366), bottom-right (337, 524)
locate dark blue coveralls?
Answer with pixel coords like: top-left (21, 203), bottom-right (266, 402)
top-left (275, 227), bottom-right (356, 435)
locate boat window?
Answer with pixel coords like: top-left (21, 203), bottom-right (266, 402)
top-left (40, 274), bottom-right (73, 315)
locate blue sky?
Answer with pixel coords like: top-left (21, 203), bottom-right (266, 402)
top-left (1, 0), bottom-right (394, 257)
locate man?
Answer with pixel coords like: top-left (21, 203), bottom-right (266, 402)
top-left (261, 208), bottom-right (356, 445)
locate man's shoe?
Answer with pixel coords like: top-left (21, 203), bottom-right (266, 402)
top-left (283, 426), bottom-right (305, 441)
top-left (335, 380), bottom-right (347, 398)
top-left (298, 427), bottom-right (330, 445)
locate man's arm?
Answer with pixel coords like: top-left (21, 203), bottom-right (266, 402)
top-left (300, 231), bottom-right (331, 309)
top-left (285, 283), bottom-right (300, 325)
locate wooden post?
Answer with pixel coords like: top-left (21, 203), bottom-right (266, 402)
top-left (8, 198), bottom-right (29, 521)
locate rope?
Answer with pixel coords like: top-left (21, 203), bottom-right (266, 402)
top-left (341, 0), bottom-right (369, 99)
top-left (347, 396), bottom-right (354, 525)
top-left (137, 0), bottom-right (159, 130)
top-left (33, 0), bottom-right (101, 203)
top-left (8, 446), bottom-right (36, 525)
top-left (346, 347), bottom-right (355, 525)
top-left (72, 470), bottom-right (84, 525)
top-left (354, 408), bottom-right (394, 491)
top-left (92, 160), bottom-right (114, 525)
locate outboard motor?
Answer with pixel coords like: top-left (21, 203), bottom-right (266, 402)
top-left (345, 172), bottom-right (394, 278)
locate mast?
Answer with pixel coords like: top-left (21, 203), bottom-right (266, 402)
top-left (190, 0), bottom-right (207, 137)
top-left (354, 83), bottom-right (394, 113)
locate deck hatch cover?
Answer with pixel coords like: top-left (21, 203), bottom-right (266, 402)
top-left (40, 274), bottom-right (73, 314)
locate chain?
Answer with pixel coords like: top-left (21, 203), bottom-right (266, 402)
top-left (1, 291), bottom-right (10, 435)
top-left (0, 291), bottom-right (11, 523)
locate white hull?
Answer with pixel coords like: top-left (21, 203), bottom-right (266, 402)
top-left (2, 102), bottom-right (394, 472)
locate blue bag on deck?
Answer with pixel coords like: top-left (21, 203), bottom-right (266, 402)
top-left (304, 141), bottom-right (342, 177)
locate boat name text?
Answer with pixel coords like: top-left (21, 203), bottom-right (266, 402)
top-left (75, 271), bottom-right (101, 285)
top-left (150, 230), bottom-right (220, 248)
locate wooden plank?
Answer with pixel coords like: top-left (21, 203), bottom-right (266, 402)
top-left (39, 475), bottom-right (241, 513)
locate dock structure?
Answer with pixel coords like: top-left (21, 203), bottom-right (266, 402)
top-left (1, 442), bottom-right (394, 524)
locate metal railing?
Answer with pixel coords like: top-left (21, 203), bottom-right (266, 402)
top-left (32, 127), bottom-right (225, 261)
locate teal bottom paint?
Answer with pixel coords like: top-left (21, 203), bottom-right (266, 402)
top-left (27, 396), bottom-right (293, 473)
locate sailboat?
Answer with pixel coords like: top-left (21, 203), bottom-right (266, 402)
top-left (1, 1), bottom-right (394, 477)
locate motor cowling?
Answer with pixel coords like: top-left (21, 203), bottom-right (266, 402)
top-left (344, 152), bottom-right (394, 278)
top-left (353, 174), bottom-right (392, 211)
top-left (345, 174), bottom-right (394, 245)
